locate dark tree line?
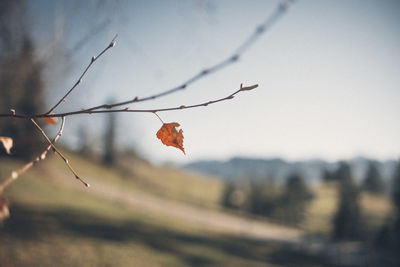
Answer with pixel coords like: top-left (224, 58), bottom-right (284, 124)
top-left (221, 172), bottom-right (313, 225)
top-left (331, 162), bottom-right (363, 240)
top-left (0, 0), bottom-right (46, 159)
top-left (375, 160), bottom-right (400, 254)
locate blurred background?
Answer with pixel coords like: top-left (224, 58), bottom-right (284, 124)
top-left (1, 0), bottom-right (400, 266)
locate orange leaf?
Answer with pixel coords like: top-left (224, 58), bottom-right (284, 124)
top-left (0, 197), bottom-right (10, 223)
top-left (43, 117), bottom-right (58, 125)
top-left (0, 136), bottom-right (13, 154)
top-left (156, 122), bottom-right (185, 154)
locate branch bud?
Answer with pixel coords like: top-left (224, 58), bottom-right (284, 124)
top-left (240, 84), bottom-right (258, 91)
top-left (201, 69), bottom-right (209, 75)
top-left (230, 55), bottom-right (239, 62)
top-left (256, 26), bottom-right (265, 33)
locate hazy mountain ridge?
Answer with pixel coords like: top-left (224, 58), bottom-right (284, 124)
top-left (184, 156), bottom-right (398, 184)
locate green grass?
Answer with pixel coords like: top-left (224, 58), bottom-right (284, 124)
top-left (47, 150), bottom-right (225, 209)
top-left (0, 154), bottom-right (331, 267)
top-left (303, 182), bottom-right (394, 236)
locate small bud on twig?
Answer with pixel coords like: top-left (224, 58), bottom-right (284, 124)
top-left (256, 26), bottom-right (265, 33)
top-left (240, 84), bottom-right (259, 91)
top-left (230, 55), bottom-right (239, 62)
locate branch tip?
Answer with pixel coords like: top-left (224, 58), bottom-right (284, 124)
top-left (110, 33), bottom-right (118, 47)
top-left (240, 84), bottom-right (258, 91)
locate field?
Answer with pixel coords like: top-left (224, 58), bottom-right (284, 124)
top-left (0, 151), bottom-right (394, 266)
top-left (304, 181), bottom-right (394, 236)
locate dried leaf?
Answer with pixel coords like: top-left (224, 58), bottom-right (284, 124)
top-left (43, 117), bottom-right (58, 125)
top-left (0, 136), bottom-right (13, 154)
top-left (0, 197), bottom-right (10, 224)
top-left (156, 122), bottom-right (185, 154)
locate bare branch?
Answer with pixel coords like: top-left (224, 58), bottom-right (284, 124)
top-left (74, 1), bottom-right (294, 112)
top-left (1, 84), bottom-right (257, 119)
top-left (0, 1), bottom-right (294, 120)
top-left (0, 117), bottom-right (66, 195)
top-left (44, 34), bottom-right (118, 115)
top-left (30, 119), bottom-right (90, 187)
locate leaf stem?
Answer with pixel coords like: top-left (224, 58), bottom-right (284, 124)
top-left (153, 112), bottom-right (165, 124)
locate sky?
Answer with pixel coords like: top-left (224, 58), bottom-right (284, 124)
top-left (28, 0), bottom-right (400, 164)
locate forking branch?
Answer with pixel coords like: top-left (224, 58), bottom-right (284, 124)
top-left (44, 34), bottom-right (118, 115)
top-left (0, 0), bottom-right (294, 120)
top-left (2, 83), bottom-right (259, 119)
top-left (0, 117), bottom-right (66, 194)
top-left (30, 119), bottom-right (90, 187)
top-left (0, 1), bottom-right (295, 194)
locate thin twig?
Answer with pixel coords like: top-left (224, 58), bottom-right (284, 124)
top-left (0, 117), bottom-right (66, 195)
top-left (2, 84), bottom-right (258, 118)
top-left (0, 1), bottom-right (294, 120)
top-left (82, 84), bottom-right (258, 115)
top-left (44, 34), bottom-right (118, 115)
top-left (30, 119), bottom-right (90, 187)
top-left (79, 1), bottom-right (294, 112)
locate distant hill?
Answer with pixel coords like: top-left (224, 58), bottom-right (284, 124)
top-left (184, 156), bottom-right (398, 185)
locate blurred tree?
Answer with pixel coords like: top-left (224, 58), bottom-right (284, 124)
top-left (362, 161), bottom-right (385, 194)
top-left (0, 0), bottom-right (46, 158)
top-left (103, 107), bottom-right (117, 165)
top-left (391, 160), bottom-right (400, 251)
top-left (77, 126), bottom-right (93, 157)
top-left (278, 173), bottom-right (313, 224)
top-left (332, 161), bottom-right (352, 182)
top-left (247, 177), bottom-right (279, 217)
top-left (332, 162), bottom-right (364, 240)
top-left (247, 179), bottom-right (265, 215)
top-left (221, 182), bottom-right (237, 209)
top-left (392, 160), bottom-right (400, 212)
top-left (220, 181), bottom-right (247, 210)
top-left (322, 168), bottom-right (335, 182)
top-left (375, 160), bottom-right (400, 253)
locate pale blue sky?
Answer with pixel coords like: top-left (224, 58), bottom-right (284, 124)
top-left (29, 0), bottom-right (400, 164)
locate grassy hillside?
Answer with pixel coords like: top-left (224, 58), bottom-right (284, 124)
top-left (0, 152), bottom-right (329, 267)
top-left (304, 181), bottom-right (394, 236)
